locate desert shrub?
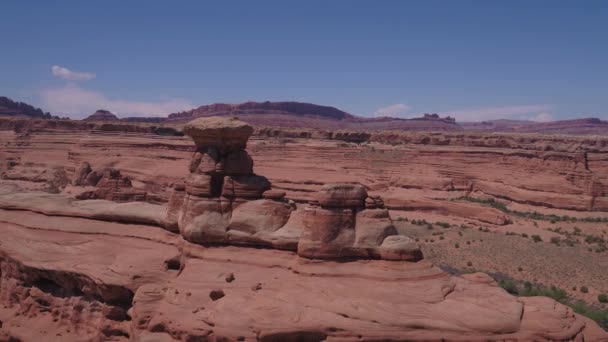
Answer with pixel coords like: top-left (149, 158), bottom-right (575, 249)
top-left (466, 261), bottom-right (473, 267)
top-left (531, 235), bottom-right (542, 243)
top-left (598, 294), bottom-right (608, 303)
top-left (581, 286), bottom-right (589, 293)
top-left (499, 279), bottom-right (518, 295)
top-left (521, 233), bottom-right (529, 238)
top-left (518, 267), bottom-right (523, 272)
top-left (454, 243), bottom-right (460, 248)
top-left (570, 301), bottom-right (608, 329)
top-left (436, 222), bottom-right (450, 228)
top-left (550, 237), bottom-right (561, 246)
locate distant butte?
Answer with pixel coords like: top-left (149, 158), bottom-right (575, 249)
top-left (83, 109), bottom-right (120, 122)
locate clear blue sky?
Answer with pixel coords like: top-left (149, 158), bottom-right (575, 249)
top-left (1, 0), bottom-right (607, 121)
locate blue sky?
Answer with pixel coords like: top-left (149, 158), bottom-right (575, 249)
top-left (1, 1), bottom-right (607, 121)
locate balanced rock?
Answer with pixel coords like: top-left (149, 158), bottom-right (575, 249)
top-left (182, 116), bottom-right (253, 150)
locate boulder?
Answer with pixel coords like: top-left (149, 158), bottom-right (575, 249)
top-left (353, 209), bottom-right (398, 247)
top-left (377, 235), bottom-right (423, 261)
top-left (182, 117), bottom-right (253, 150)
top-left (315, 183), bottom-right (367, 208)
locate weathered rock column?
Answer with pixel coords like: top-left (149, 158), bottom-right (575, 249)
top-left (298, 183), bottom-right (422, 261)
top-left (167, 117), bottom-right (272, 243)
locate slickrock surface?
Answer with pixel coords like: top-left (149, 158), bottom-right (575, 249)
top-left (1, 209), bottom-right (606, 341)
top-left (1, 116), bottom-right (608, 340)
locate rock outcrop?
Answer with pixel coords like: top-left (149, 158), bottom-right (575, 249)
top-left (167, 117), bottom-right (422, 261)
top-left (172, 117), bottom-right (276, 244)
top-left (83, 109), bottom-right (120, 122)
top-left (299, 184), bottom-right (422, 261)
top-left (73, 164), bottom-right (147, 202)
top-left (1, 115), bottom-right (607, 341)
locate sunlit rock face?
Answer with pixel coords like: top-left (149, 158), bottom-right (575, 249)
top-left (168, 116), bottom-right (423, 261)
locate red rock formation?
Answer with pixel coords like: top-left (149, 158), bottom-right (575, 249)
top-left (298, 183), bottom-right (422, 261)
top-left (73, 165), bottom-right (147, 202)
top-left (1, 116), bottom-right (607, 340)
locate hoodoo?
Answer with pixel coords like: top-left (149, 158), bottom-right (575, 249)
top-left (166, 116), bottom-right (422, 260)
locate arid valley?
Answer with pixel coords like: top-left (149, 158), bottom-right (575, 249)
top-left (1, 99), bottom-right (608, 341)
top-left (2, 1), bottom-right (608, 340)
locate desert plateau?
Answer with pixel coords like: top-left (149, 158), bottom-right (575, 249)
top-left (1, 97), bottom-right (608, 341)
top-left (3, 1), bottom-right (608, 341)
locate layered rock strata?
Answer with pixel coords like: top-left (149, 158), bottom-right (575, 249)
top-left (167, 117), bottom-right (421, 261)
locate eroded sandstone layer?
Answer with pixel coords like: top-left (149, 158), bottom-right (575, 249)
top-left (0, 117), bottom-right (607, 341)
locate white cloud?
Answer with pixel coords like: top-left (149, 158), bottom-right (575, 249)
top-left (51, 65), bottom-right (96, 81)
top-left (41, 84), bottom-right (193, 118)
top-left (373, 103), bottom-right (411, 117)
top-left (441, 104), bottom-right (555, 122)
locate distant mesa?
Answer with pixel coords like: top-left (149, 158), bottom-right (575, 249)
top-left (169, 101), bottom-right (354, 121)
top-left (0, 96), bottom-right (57, 119)
top-left (2, 95), bottom-right (608, 135)
top-left (83, 109), bottom-right (120, 122)
top-left (166, 101), bottom-right (461, 131)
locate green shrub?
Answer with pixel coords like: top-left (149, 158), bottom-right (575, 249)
top-left (581, 286), bottom-right (589, 293)
top-left (599, 294), bottom-right (608, 303)
top-left (531, 235), bottom-right (542, 243)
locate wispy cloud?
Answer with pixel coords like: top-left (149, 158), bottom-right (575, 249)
top-left (51, 65), bottom-right (96, 81)
top-left (441, 104), bottom-right (555, 122)
top-left (373, 103), bottom-right (411, 117)
top-left (41, 84), bottom-right (193, 118)
top-left (528, 112), bottom-right (555, 122)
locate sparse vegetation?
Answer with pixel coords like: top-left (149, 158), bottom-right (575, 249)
top-left (531, 235), bottom-right (542, 243)
top-left (581, 286), bottom-right (589, 293)
top-left (599, 294), bottom-right (608, 303)
top-left (460, 197), bottom-right (608, 223)
top-left (496, 279), bottom-right (608, 329)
